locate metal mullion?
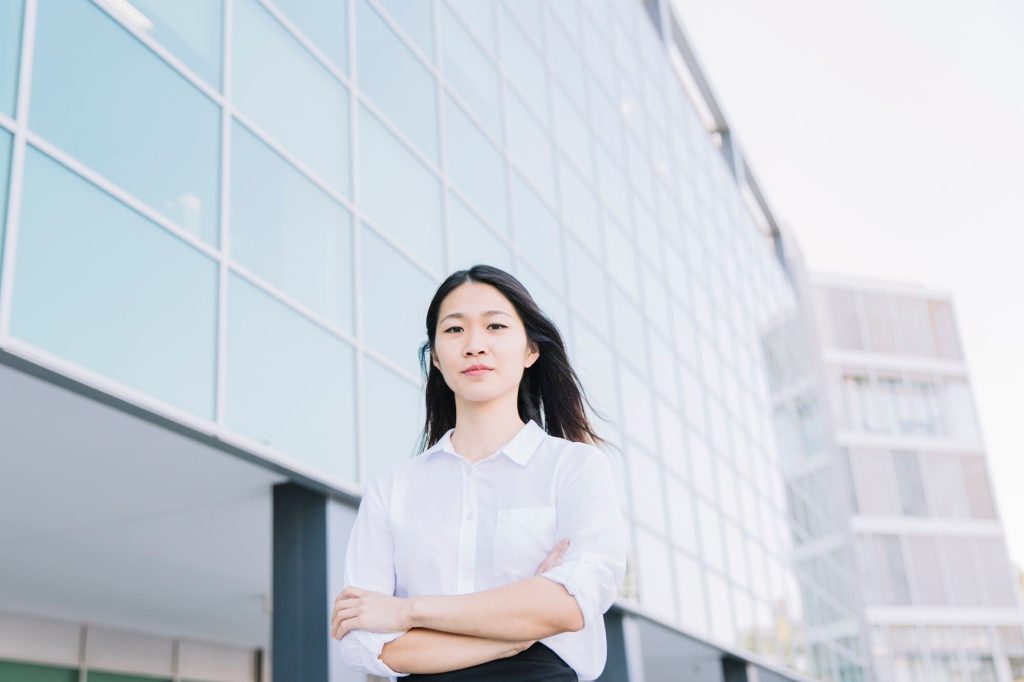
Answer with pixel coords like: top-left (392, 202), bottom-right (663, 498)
top-left (349, 0), bottom-right (367, 484)
top-left (215, 0), bottom-right (233, 427)
top-left (0, 112), bottom-right (14, 134)
top-left (1, 0), bottom-right (38, 340)
top-left (254, 0), bottom-right (353, 93)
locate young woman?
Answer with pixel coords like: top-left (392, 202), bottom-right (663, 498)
top-left (331, 265), bottom-right (628, 680)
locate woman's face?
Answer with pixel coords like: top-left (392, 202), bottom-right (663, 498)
top-left (431, 282), bottom-right (539, 405)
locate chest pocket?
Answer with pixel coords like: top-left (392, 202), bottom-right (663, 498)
top-left (493, 506), bottom-right (557, 579)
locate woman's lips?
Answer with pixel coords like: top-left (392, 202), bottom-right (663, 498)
top-left (463, 368), bottom-right (492, 376)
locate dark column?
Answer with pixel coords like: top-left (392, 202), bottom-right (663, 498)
top-left (722, 655), bottom-right (750, 682)
top-left (597, 608), bottom-right (632, 681)
top-left (273, 482), bottom-right (330, 682)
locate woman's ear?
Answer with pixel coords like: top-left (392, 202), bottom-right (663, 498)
top-left (525, 342), bottom-right (540, 368)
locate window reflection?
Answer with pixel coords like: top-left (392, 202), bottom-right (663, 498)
top-left (226, 273), bottom-right (356, 479)
top-left (32, 0), bottom-right (220, 245)
top-left (13, 147), bottom-right (217, 418)
top-left (230, 122), bottom-right (353, 330)
top-left (358, 0), bottom-right (438, 162)
top-left (1, 0), bottom-right (23, 116)
top-left (233, 0), bottom-right (350, 195)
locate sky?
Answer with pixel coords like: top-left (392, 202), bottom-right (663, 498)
top-left (670, 0), bottom-right (1024, 567)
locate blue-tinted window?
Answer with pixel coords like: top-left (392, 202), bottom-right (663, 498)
top-left (565, 237), bottom-right (609, 338)
top-left (31, 0), bottom-right (220, 245)
top-left (448, 194), bottom-right (512, 273)
top-left (233, 0), bottom-right (350, 196)
top-left (510, 174), bottom-right (562, 291)
top-left (273, 0), bottom-right (348, 71)
top-left (445, 0), bottom-right (495, 49)
top-left (545, 10), bottom-right (585, 109)
top-left (498, 6), bottom-right (548, 125)
top-left (444, 96), bottom-right (507, 233)
top-left (605, 217), bottom-right (639, 298)
top-left (376, 0), bottom-right (434, 59)
top-left (231, 122), bottom-right (354, 331)
top-left (570, 315), bottom-right (618, 419)
top-left (361, 225), bottom-right (435, 377)
top-left (357, 106), bottom-right (443, 274)
top-left (362, 354), bottom-right (423, 482)
top-left (226, 273), bottom-right (356, 479)
top-left (552, 85), bottom-right (591, 176)
top-left (0, 128), bottom-right (11, 266)
top-left (357, 0), bottom-right (438, 162)
top-left (441, 4), bottom-right (500, 138)
top-left (558, 159), bottom-right (599, 253)
top-left (12, 147), bottom-right (217, 418)
top-left (129, 0), bottom-right (223, 87)
top-left (504, 89), bottom-right (554, 205)
top-left (0, 0), bottom-right (22, 116)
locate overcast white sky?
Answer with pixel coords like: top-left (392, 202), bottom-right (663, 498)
top-left (670, 0), bottom-right (1024, 567)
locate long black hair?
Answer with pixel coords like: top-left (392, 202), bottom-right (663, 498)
top-left (417, 264), bottom-right (615, 453)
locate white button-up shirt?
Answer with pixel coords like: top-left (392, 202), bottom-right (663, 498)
top-left (338, 418), bottom-right (629, 681)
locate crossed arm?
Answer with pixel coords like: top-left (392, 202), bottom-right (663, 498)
top-left (334, 540), bottom-right (580, 675)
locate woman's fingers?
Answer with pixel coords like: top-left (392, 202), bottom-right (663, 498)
top-left (535, 537), bottom-right (571, 574)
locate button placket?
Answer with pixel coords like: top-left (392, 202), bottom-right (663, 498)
top-left (456, 465), bottom-right (479, 593)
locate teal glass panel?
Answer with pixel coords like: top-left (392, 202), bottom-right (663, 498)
top-left (357, 0), bottom-right (438, 162)
top-left (30, 0), bottom-right (220, 245)
top-left (273, 0), bottom-right (348, 71)
top-left (510, 174), bottom-right (562, 291)
top-left (356, 106), bottom-right (443, 274)
top-left (360, 225), bottom-right (435, 377)
top-left (440, 4), bottom-right (500, 138)
top-left (87, 672), bottom-right (170, 682)
top-left (361, 354), bottom-right (423, 482)
top-left (0, 659), bottom-right (77, 682)
top-left (448, 193), bottom-right (512, 273)
top-left (376, 0), bottom-right (433, 59)
top-left (0, 0), bottom-right (23, 116)
top-left (128, 0), bottom-right (223, 87)
top-left (233, 0), bottom-right (350, 196)
top-left (226, 273), bottom-right (356, 480)
top-left (230, 122), bottom-right (354, 331)
top-left (443, 95), bottom-right (506, 234)
top-left (12, 147), bottom-right (217, 418)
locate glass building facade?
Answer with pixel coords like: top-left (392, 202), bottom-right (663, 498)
top-left (0, 1), bottom-right (930, 681)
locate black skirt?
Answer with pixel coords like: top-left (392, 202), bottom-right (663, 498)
top-left (403, 641), bottom-right (577, 681)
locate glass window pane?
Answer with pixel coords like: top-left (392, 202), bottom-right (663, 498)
top-left (0, 0), bottom-right (23, 116)
top-left (444, 96), bottom-right (507, 233)
top-left (874, 535), bottom-right (911, 605)
top-left (974, 538), bottom-right (1017, 606)
top-left (940, 536), bottom-right (983, 606)
top-left (905, 536), bottom-right (946, 605)
top-left (445, 0), bottom-right (495, 48)
top-left (226, 273), bottom-right (355, 479)
top-left (891, 450), bottom-right (929, 516)
top-left (0, 128), bottom-right (10, 265)
top-left (630, 450), bottom-right (665, 534)
top-left (233, 0), bottom-right (350, 196)
top-left (943, 378), bottom-right (980, 441)
top-left (569, 315), bottom-right (618, 420)
top-left (376, 0), bottom-right (434, 58)
top-left (565, 238), bottom-right (609, 337)
top-left (447, 193), bottom-right (512, 273)
top-left (674, 550), bottom-right (708, 633)
top-left (862, 292), bottom-right (898, 354)
top-left (596, 145), bottom-right (630, 227)
top-left (357, 0), bottom-right (438, 162)
top-left (552, 85), bottom-right (591, 178)
top-left (619, 361), bottom-right (656, 451)
top-left (545, 11), bottom-right (585, 109)
top-left (230, 123), bottom-right (354, 331)
top-left (89, 673), bottom-right (170, 682)
top-left (923, 453), bottom-right (970, 518)
top-left (360, 225), bottom-right (435, 377)
top-left (499, 6), bottom-right (548, 124)
top-left (510, 174), bottom-right (562, 287)
top-left (891, 295), bottom-right (935, 357)
top-left (273, 0), bottom-right (348, 71)
top-left (357, 106), bottom-right (443, 273)
top-left (362, 354), bottom-right (423, 482)
top-left (441, 4), bottom-right (500, 137)
top-left (826, 288), bottom-right (864, 350)
top-left (557, 158), bottom-right (599, 253)
top-left (32, 0), bottom-right (220, 245)
top-left (850, 450), bottom-right (901, 516)
top-left (636, 525), bottom-right (674, 621)
top-left (961, 456), bottom-right (996, 519)
top-left (504, 88), bottom-right (554, 205)
top-left (0, 659), bottom-right (77, 681)
top-left (929, 300), bottom-right (962, 360)
top-left (12, 147), bottom-right (217, 418)
top-left (904, 377), bottom-right (942, 435)
top-left (605, 219), bottom-right (639, 298)
top-left (128, 0), bottom-right (224, 87)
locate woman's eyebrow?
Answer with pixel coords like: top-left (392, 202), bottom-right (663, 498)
top-left (440, 310), bottom-right (513, 323)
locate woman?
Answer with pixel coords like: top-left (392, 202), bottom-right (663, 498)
top-left (331, 265), bottom-right (628, 680)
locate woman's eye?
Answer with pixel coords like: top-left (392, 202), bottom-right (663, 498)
top-left (443, 324), bottom-right (506, 333)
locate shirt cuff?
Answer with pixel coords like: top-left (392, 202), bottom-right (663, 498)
top-left (340, 629), bottom-right (409, 677)
top-left (539, 554), bottom-right (603, 628)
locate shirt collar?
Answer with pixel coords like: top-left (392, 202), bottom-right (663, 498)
top-left (423, 419), bottom-right (547, 466)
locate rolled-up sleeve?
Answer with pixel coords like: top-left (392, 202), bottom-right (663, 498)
top-left (539, 444), bottom-right (628, 629)
top-left (337, 471), bottom-right (410, 678)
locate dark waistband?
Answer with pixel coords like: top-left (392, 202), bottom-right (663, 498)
top-left (404, 641), bottom-right (576, 681)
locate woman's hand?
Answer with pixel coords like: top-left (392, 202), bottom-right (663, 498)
top-left (330, 586), bottom-right (414, 640)
top-left (511, 537), bottom-right (572, 652)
